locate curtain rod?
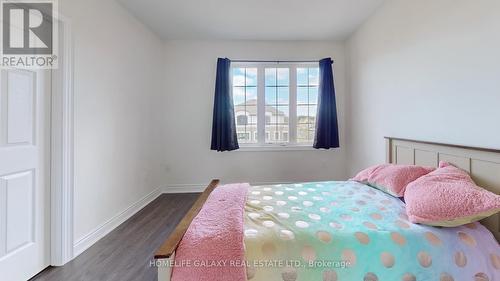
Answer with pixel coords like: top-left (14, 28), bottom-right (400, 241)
top-left (230, 59), bottom-right (328, 63)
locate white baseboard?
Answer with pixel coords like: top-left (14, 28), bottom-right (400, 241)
top-left (162, 184), bottom-right (207, 193)
top-left (162, 181), bottom-right (295, 194)
top-left (73, 188), bottom-right (161, 258)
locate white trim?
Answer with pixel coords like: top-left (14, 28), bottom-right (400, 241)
top-left (232, 61), bottom-right (319, 67)
top-left (73, 188), bottom-right (162, 258)
top-left (256, 66), bottom-right (265, 145)
top-left (50, 15), bottom-right (74, 266)
top-left (162, 181), bottom-right (300, 193)
top-left (235, 144), bottom-right (326, 152)
top-left (162, 184), bottom-right (207, 193)
top-left (289, 66), bottom-right (298, 144)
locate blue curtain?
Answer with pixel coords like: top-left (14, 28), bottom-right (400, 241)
top-left (313, 58), bottom-right (339, 149)
top-left (211, 58), bottom-right (239, 151)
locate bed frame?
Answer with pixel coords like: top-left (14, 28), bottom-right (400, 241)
top-left (154, 137), bottom-right (500, 280)
top-left (154, 179), bottom-right (220, 281)
top-left (386, 136), bottom-right (500, 241)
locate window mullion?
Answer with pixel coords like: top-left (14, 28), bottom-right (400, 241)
top-left (257, 66), bottom-right (265, 144)
top-left (289, 66), bottom-right (297, 144)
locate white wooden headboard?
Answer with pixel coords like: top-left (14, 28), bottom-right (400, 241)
top-left (385, 137), bottom-right (500, 241)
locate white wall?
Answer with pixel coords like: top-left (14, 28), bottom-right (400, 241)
top-left (60, 0), bottom-right (165, 245)
top-left (346, 0), bottom-right (500, 175)
top-left (160, 40), bottom-right (349, 186)
top-left (61, 0), bottom-right (500, 256)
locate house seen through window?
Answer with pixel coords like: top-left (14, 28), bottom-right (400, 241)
top-left (232, 63), bottom-right (319, 146)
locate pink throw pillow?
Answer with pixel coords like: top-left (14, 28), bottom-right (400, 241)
top-left (351, 164), bottom-right (435, 197)
top-left (405, 161), bottom-right (500, 227)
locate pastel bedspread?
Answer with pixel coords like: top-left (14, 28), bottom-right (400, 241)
top-left (244, 181), bottom-right (500, 281)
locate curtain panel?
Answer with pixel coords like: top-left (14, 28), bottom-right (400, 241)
top-left (313, 57), bottom-right (340, 149)
top-left (211, 58), bottom-right (239, 151)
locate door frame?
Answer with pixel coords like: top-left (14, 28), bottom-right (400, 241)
top-left (50, 14), bottom-right (74, 266)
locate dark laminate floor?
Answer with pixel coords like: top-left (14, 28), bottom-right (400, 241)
top-left (31, 193), bottom-right (199, 281)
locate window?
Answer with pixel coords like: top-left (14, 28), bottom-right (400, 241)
top-left (232, 63), bottom-right (319, 147)
top-left (282, 132), bottom-right (289, 141)
top-left (233, 67), bottom-right (257, 144)
top-left (237, 132), bottom-right (250, 142)
top-left (265, 68), bottom-right (289, 144)
top-left (265, 114), bottom-right (271, 125)
top-left (236, 115), bottom-right (248, 126)
top-left (297, 67), bottom-right (319, 143)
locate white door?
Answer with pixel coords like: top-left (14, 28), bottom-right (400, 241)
top-left (0, 68), bottom-right (51, 281)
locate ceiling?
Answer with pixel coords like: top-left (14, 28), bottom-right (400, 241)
top-left (117, 0), bottom-right (385, 41)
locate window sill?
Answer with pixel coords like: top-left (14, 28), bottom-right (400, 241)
top-left (236, 144), bottom-right (318, 152)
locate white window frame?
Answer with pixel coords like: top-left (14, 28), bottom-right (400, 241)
top-left (231, 62), bottom-right (319, 151)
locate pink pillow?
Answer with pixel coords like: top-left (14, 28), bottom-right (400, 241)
top-left (405, 161), bottom-right (500, 227)
top-left (351, 164), bottom-right (435, 197)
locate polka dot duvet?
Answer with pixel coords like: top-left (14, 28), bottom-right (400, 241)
top-left (243, 181), bottom-right (500, 281)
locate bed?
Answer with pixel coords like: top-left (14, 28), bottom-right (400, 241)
top-left (154, 137), bottom-right (500, 281)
